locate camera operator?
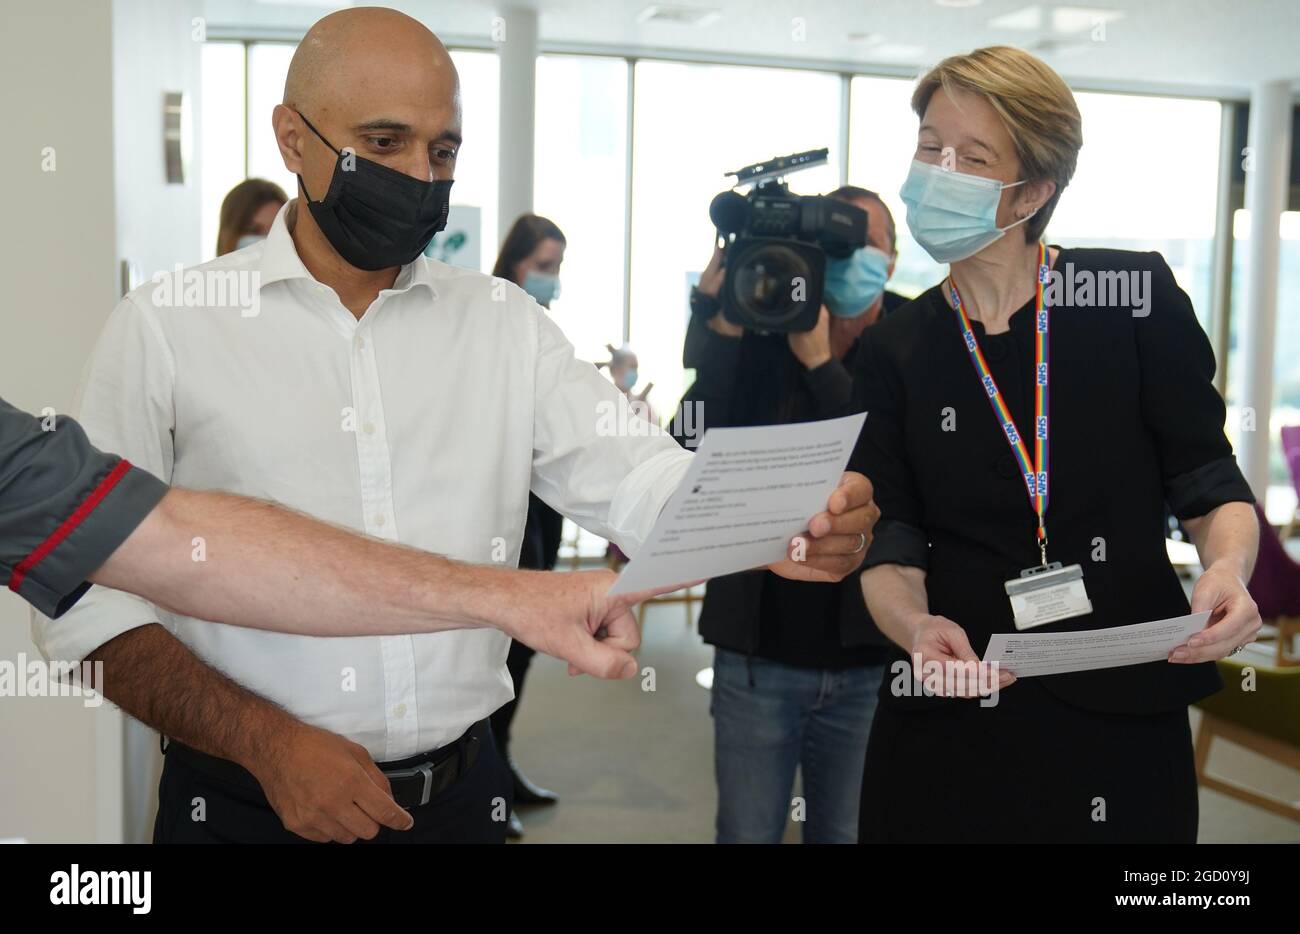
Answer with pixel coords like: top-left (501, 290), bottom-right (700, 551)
top-left (673, 186), bottom-right (903, 844)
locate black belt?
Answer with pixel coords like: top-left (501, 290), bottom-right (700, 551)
top-left (165, 719), bottom-right (486, 810)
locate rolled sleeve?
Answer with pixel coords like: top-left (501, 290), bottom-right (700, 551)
top-left (529, 304), bottom-right (693, 558)
top-left (861, 517), bottom-right (929, 571)
top-left (1136, 252), bottom-right (1255, 519)
top-left (0, 399), bottom-right (167, 618)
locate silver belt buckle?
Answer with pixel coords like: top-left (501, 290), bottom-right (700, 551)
top-left (385, 761), bottom-right (436, 806)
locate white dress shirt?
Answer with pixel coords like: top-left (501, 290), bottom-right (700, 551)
top-left (33, 202), bottom-right (693, 762)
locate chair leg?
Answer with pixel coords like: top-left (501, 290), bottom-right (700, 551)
top-left (1281, 511), bottom-right (1298, 542)
top-left (1193, 711), bottom-right (1300, 823)
top-left (1278, 617), bottom-right (1300, 667)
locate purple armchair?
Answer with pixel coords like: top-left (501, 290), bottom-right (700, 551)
top-left (1247, 502), bottom-right (1300, 666)
top-left (1282, 425), bottom-right (1300, 539)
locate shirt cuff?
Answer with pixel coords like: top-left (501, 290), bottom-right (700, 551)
top-left (17, 463), bottom-right (168, 619)
top-left (1166, 455), bottom-right (1255, 520)
top-left (861, 518), bottom-right (929, 571)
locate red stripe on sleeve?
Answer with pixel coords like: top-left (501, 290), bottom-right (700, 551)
top-left (7, 458), bottom-right (136, 595)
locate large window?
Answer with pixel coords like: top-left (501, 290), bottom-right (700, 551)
top-left (199, 41), bottom-right (246, 261)
top-left (533, 54), bottom-right (628, 364)
top-left (1228, 210), bottom-right (1300, 520)
top-left (628, 61), bottom-right (842, 412)
top-left (1048, 93), bottom-right (1222, 328)
top-left (846, 75), bottom-right (944, 298)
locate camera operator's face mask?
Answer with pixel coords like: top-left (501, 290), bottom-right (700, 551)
top-left (522, 271), bottom-right (560, 307)
top-left (900, 159), bottom-right (1035, 264)
top-left (296, 112), bottom-right (454, 271)
top-left (824, 246), bottom-right (890, 318)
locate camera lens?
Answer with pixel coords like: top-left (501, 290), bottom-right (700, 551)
top-left (730, 243), bottom-right (813, 328)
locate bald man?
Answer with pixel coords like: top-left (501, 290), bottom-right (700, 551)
top-left (40, 6), bottom-right (878, 844)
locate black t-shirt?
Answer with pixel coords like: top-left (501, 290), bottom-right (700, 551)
top-left (756, 574), bottom-right (888, 669)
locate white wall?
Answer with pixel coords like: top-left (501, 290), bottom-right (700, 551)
top-left (0, 0), bottom-right (202, 843)
top-left (111, 0), bottom-right (205, 844)
top-left (0, 0), bottom-right (121, 844)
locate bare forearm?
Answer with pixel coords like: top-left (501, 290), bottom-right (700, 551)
top-left (1183, 501), bottom-right (1258, 580)
top-left (86, 624), bottom-right (294, 771)
top-left (860, 563), bottom-right (929, 651)
top-left (92, 489), bottom-right (521, 638)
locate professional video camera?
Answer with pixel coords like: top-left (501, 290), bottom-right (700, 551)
top-left (706, 148), bottom-right (868, 333)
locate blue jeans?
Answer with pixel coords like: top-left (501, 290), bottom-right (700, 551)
top-left (711, 648), bottom-right (884, 844)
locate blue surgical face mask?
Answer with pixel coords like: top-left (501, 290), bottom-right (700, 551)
top-left (619, 368), bottom-right (638, 391)
top-left (235, 234), bottom-right (264, 251)
top-left (521, 271), bottom-right (560, 307)
top-left (900, 159), bottom-right (1035, 264)
top-left (824, 246), bottom-right (890, 318)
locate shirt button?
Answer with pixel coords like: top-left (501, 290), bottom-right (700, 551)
top-left (356, 337), bottom-right (367, 350)
top-left (393, 703), bottom-right (407, 718)
top-left (374, 514), bottom-right (387, 527)
top-left (363, 422), bottom-right (376, 435)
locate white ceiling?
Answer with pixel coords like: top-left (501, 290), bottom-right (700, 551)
top-left (206, 0), bottom-right (1300, 98)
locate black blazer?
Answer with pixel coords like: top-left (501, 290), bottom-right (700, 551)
top-left (849, 247), bottom-right (1253, 715)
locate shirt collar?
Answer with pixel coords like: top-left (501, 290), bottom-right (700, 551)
top-left (258, 199), bottom-right (439, 298)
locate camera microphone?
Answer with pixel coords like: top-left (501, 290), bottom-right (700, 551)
top-left (708, 190), bottom-right (749, 235)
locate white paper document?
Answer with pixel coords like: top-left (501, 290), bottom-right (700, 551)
top-left (608, 413), bottom-right (867, 597)
top-left (982, 611), bottom-right (1210, 677)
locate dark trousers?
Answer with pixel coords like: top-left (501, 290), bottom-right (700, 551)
top-left (488, 639), bottom-right (536, 755)
top-left (152, 724), bottom-right (513, 844)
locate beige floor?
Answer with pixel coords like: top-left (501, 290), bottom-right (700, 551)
top-left (508, 593), bottom-right (1300, 844)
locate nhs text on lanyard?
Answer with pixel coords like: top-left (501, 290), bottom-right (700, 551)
top-left (947, 241), bottom-right (1092, 630)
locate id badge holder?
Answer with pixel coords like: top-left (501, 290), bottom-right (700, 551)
top-left (1004, 561), bottom-right (1092, 631)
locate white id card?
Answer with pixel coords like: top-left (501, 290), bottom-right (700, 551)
top-left (1004, 562), bottom-right (1092, 630)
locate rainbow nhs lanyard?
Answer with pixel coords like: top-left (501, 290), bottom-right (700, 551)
top-left (946, 241), bottom-right (1051, 567)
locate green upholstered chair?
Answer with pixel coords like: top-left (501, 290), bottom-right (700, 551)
top-left (1194, 646), bottom-right (1300, 822)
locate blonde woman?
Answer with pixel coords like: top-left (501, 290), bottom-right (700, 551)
top-left (850, 46), bottom-right (1260, 842)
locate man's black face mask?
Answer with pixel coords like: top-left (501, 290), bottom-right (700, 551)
top-left (296, 112), bottom-right (453, 271)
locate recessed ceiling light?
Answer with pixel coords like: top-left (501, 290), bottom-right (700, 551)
top-left (934, 0), bottom-right (983, 7)
top-left (867, 43), bottom-right (927, 60)
top-left (989, 5), bottom-right (1044, 30)
top-left (1051, 6), bottom-right (1124, 33)
top-left (990, 4), bottom-right (1124, 33)
top-left (847, 32), bottom-right (885, 44)
top-left (637, 4), bottom-right (722, 27)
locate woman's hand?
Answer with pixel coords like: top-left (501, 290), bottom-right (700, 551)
top-left (1170, 560), bottom-right (1262, 663)
top-left (907, 613), bottom-right (1015, 698)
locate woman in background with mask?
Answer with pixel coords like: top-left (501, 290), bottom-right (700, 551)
top-left (215, 178), bottom-right (287, 256)
top-left (849, 46), bottom-right (1260, 843)
top-left (492, 213), bottom-right (566, 308)
top-left (671, 187), bottom-right (901, 843)
top-left (487, 213), bottom-right (567, 839)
